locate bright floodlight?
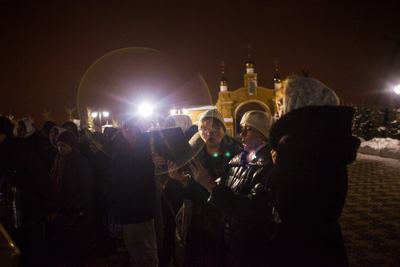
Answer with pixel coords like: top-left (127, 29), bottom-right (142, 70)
top-left (91, 112), bottom-right (98, 118)
top-left (170, 109), bottom-right (177, 115)
top-left (139, 103), bottom-right (153, 116)
top-left (103, 111), bottom-right (110, 117)
top-left (395, 85), bottom-right (400, 95)
top-left (182, 108), bottom-right (188, 114)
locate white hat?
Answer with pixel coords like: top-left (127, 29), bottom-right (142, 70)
top-left (240, 110), bottom-right (274, 140)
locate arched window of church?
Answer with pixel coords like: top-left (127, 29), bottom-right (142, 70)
top-left (249, 82), bottom-right (255, 95)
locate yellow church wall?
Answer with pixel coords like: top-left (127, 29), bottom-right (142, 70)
top-left (187, 62), bottom-right (281, 138)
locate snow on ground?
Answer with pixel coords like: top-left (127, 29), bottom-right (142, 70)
top-left (357, 137), bottom-right (400, 160)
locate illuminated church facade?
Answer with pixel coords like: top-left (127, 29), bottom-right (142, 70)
top-left (187, 56), bottom-right (282, 137)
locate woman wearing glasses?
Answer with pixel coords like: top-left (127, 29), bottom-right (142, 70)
top-left (185, 110), bottom-right (275, 267)
top-left (167, 109), bottom-right (241, 267)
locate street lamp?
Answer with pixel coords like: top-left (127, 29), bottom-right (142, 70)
top-left (139, 103), bottom-right (153, 117)
top-left (92, 108), bottom-right (109, 131)
top-left (169, 105), bottom-right (188, 115)
top-left (394, 85), bottom-right (400, 95)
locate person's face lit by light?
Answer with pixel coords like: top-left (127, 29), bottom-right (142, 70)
top-left (199, 118), bottom-right (225, 148)
top-left (240, 124), bottom-right (265, 152)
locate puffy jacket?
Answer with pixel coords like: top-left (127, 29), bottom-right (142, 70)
top-left (208, 144), bottom-right (274, 266)
top-left (177, 133), bottom-right (241, 267)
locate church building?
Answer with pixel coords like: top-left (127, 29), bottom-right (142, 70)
top-left (187, 54), bottom-right (282, 138)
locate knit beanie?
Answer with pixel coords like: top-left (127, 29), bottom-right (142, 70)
top-left (198, 109), bottom-right (226, 132)
top-left (56, 131), bottom-right (78, 148)
top-left (90, 132), bottom-right (108, 148)
top-left (282, 77), bottom-right (339, 115)
top-left (240, 110), bottom-right (274, 140)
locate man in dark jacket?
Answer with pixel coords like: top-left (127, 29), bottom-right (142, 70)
top-left (0, 116), bottom-right (57, 266)
top-left (111, 115), bottom-right (158, 267)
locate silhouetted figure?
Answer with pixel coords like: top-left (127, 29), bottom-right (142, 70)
top-left (88, 132), bottom-right (113, 255)
top-left (110, 115), bottom-right (159, 267)
top-left (1, 116), bottom-right (57, 267)
top-left (50, 131), bottom-right (95, 266)
top-left (266, 77), bottom-right (360, 266)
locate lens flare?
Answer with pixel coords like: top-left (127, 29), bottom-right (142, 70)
top-left (77, 47), bottom-right (213, 165)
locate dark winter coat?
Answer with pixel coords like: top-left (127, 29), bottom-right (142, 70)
top-left (178, 133), bottom-right (241, 267)
top-left (88, 149), bottom-right (112, 241)
top-left (110, 133), bottom-right (157, 224)
top-left (24, 130), bottom-right (57, 174)
top-left (50, 148), bottom-right (95, 250)
top-left (208, 144), bottom-right (274, 266)
top-left (265, 106), bottom-right (360, 267)
top-left (0, 135), bottom-right (57, 225)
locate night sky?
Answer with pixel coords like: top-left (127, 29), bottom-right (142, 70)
top-left (1, 0), bottom-right (400, 126)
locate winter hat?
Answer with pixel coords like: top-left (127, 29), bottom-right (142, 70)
top-left (61, 121), bottom-right (79, 137)
top-left (90, 132), bottom-right (108, 148)
top-left (56, 131), bottom-right (78, 148)
top-left (240, 110), bottom-right (274, 140)
top-left (42, 121), bottom-right (57, 135)
top-left (165, 114), bottom-right (193, 132)
top-left (198, 109), bottom-right (226, 132)
top-left (282, 77), bottom-right (339, 115)
top-left (0, 116), bottom-right (14, 135)
top-left (51, 126), bottom-right (66, 136)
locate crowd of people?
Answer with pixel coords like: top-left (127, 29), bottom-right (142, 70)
top-left (0, 77), bottom-right (361, 267)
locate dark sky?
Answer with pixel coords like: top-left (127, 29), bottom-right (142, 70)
top-left (1, 0), bottom-right (400, 126)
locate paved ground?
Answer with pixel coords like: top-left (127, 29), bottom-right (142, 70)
top-left (85, 153), bottom-right (400, 267)
top-left (342, 153), bottom-right (400, 267)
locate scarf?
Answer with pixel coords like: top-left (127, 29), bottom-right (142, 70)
top-left (50, 148), bottom-right (80, 193)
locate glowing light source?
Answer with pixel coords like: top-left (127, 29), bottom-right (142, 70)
top-left (139, 103), bottom-right (153, 116)
top-left (213, 153), bottom-right (218, 158)
top-left (182, 108), bottom-right (188, 114)
top-left (395, 85), bottom-right (400, 95)
top-left (91, 109), bottom-right (110, 130)
top-left (170, 109), bottom-right (177, 115)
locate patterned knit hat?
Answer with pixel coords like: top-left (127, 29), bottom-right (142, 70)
top-left (282, 77), bottom-right (339, 115)
top-left (198, 109), bottom-right (226, 132)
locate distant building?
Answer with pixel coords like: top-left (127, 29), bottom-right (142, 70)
top-left (187, 55), bottom-right (281, 138)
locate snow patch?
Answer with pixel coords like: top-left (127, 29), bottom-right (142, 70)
top-left (358, 137), bottom-right (400, 159)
